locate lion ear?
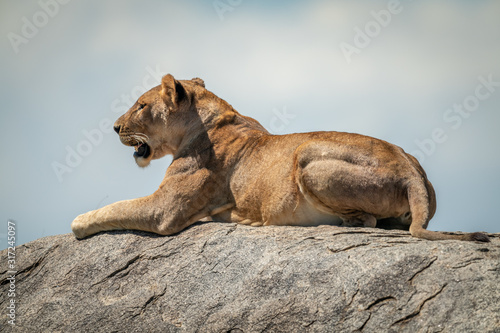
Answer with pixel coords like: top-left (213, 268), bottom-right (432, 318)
top-left (161, 74), bottom-right (185, 107)
top-left (191, 77), bottom-right (205, 88)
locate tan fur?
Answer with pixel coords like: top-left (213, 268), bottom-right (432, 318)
top-left (71, 74), bottom-right (490, 242)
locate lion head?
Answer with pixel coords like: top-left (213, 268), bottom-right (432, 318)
top-left (113, 74), bottom-right (206, 167)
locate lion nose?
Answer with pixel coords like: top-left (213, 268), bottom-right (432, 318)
top-left (113, 125), bottom-right (121, 134)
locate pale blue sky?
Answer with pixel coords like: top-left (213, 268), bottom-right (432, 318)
top-left (1, 0), bottom-right (499, 247)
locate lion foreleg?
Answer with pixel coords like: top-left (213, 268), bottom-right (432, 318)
top-left (71, 196), bottom-right (167, 239)
top-left (71, 169), bottom-right (233, 239)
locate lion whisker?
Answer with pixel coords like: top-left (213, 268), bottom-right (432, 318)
top-left (131, 133), bottom-right (149, 144)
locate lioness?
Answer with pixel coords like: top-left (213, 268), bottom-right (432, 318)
top-left (71, 74), bottom-right (490, 242)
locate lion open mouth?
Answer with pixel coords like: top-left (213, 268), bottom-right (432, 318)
top-left (134, 143), bottom-right (151, 159)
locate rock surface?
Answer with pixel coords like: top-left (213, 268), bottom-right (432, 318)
top-left (1, 223), bottom-right (499, 332)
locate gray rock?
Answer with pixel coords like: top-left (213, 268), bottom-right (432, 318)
top-left (1, 223), bottom-right (499, 332)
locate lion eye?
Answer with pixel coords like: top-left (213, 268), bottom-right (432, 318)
top-left (138, 103), bottom-right (146, 111)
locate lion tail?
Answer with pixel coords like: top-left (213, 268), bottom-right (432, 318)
top-left (407, 178), bottom-right (490, 242)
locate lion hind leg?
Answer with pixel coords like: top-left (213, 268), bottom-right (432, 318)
top-left (341, 212), bottom-right (377, 228)
top-left (237, 219), bottom-right (264, 227)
